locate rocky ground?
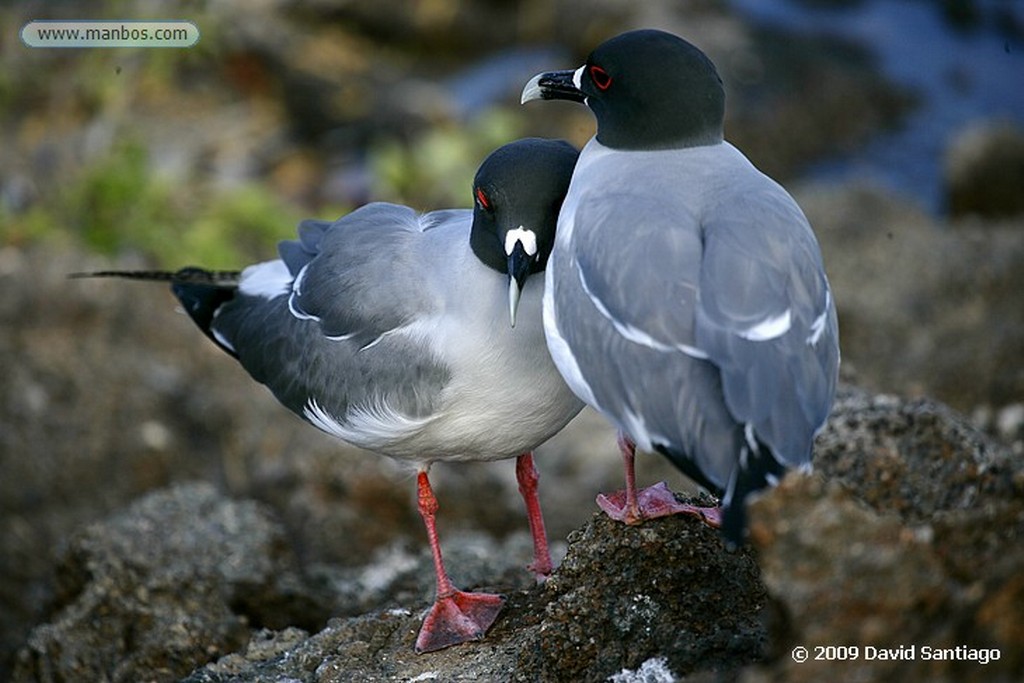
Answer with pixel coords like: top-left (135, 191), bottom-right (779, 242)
top-left (4, 380), bottom-right (1022, 682)
top-left (3, 1), bottom-right (1024, 682)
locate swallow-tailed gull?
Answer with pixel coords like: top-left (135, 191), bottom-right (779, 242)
top-left (522, 30), bottom-right (839, 545)
top-left (74, 137), bottom-right (584, 650)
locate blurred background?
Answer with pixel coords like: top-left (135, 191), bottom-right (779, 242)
top-left (2, 0), bottom-right (1023, 678)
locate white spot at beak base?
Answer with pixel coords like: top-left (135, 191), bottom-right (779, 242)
top-left (504, 226), bottom-right (538, 257)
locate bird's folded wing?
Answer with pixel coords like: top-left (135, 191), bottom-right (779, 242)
top-left (281, 203), bottom-right (455, 348)
top-left (570, 191), bottom-right (705, 357)
top-left (213, 203), bottom-right (461, 435)
top-left (694, 188), bottom-right (838, 464)
top-left (569, 187), bottom-right (836, 465)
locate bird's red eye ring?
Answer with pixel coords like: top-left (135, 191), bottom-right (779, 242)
top-left (589, 65), bottom-right (612, 91)
top-left (475, 188), bottom-right (490, 210)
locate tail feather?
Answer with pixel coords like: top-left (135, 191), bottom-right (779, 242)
top-left (69, 267), bottom-right (242, 287)
top-left (655, 427), bottom-right (787, 549)
top-left (71, 266), bottom-right (241, 357)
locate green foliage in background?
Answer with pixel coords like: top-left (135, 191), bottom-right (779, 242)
top-left (1, 140), bottom-right (303, 269)
top-left (0, 108), bottom-right (523, 267)
top-left (0, 2), bottom-right (538, 268)
top-left (371, 108), bottom-right (526, 209)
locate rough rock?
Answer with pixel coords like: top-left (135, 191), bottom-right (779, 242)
top-left (180, 507), bottom-right (767, 683)
top-left (944, 120), bottom-right (1024, 218)
top-left (798, 184), bottom-right (1024, 410)
top-left (745, 386), bottom-right (1024, 683)
top-left (8, 384), bottom-right (1024, 682)
top-left (8, 473), bottom-right (769, 682)
top-left (11, 483), bottom-right (326, 683)
top-left (514, 512), bottom-right (767, 681)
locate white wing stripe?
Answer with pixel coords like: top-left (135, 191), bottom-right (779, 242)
top-left (576, 265), bottom-right (709, 360)
top-left (287, 292), bottom-right (320, 322)
top-left (806, 289), bottom-right (831, 346)
top-left (738, 308), bottom-right (792, 341)
top-left (211, 327), bottom-right (236, 354)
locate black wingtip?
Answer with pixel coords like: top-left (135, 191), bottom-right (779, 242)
top-left (68, 269), bottom-right (178, 281)
top-left (69, 267), bottom-right (242, 286)
top-left (72, 266), bottom-right (242, 358)
top-left (171, 279), bottom-right (240, 358)
top-left (655, 430), bottom-right (789, 549)
top-left (720, 435), bottom-right (789, 549)
top-left (719, 502), bottom-right (748, 550)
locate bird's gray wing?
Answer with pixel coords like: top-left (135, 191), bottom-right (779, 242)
top-left (565, 185), bottom-right (836, 477)
top-left (562, 191), bottom-right (746, 489)
top-left (284, 204), bottom-right (452, 347)
top-left (570, 191), bottom-right (705, 354)
top-left (211, 203), bottom-right (461, 434)
top-left (694, 185), bottom-right (839, 466)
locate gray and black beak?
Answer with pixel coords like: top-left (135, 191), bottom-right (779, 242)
top-left (507, 241), bottom-right (532, 328)
top-left (505, 227), bottom-right (540, 328)
top-left (521, 69), bottom-right (585, 104)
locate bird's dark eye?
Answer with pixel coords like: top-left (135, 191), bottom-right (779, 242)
top-left (475, 187), bottom-right (491, 210)
top-left (589, 65), bottom-right (612, 91)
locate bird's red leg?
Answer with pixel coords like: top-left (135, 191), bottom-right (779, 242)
top-left (515, 452), bottom-right (553, 580)
top-left (414, 470), bottom-right (505, 653)
top-left (596, 432), bottom-right (723, 527)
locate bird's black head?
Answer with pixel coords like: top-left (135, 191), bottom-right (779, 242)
top-left (469, 137), bottom-right (579, 327)
top-left (522, 29), bottom-right (725, 150)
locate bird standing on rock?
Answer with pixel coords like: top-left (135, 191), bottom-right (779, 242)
top-left (74, 138), bottom-right (584, 652)
top-left (522, 29), bottom-right (840, 545)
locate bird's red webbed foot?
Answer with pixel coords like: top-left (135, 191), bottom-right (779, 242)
top-left (597, 480), bottom-right (722, 526)
top-left (598, 433), bottom-right (722, 527)
top-left (415, 588), bottom-right (506, 653)
top-left (414, 470), bottom-right (506, 653)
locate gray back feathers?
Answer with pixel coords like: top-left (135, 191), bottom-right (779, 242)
top-left (212, 203), bottom-right (461, 426)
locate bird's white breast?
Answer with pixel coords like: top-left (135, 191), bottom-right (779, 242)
top-left (358, 226), bottom-right (582, 464)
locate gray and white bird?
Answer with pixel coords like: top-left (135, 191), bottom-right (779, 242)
top-left (522, 30), bottom-right (839, 545)
top-left (74, 138), bottom-right (584, 652)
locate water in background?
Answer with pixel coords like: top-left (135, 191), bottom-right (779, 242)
top-left (729, 0), bottom-right (1024, 213)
